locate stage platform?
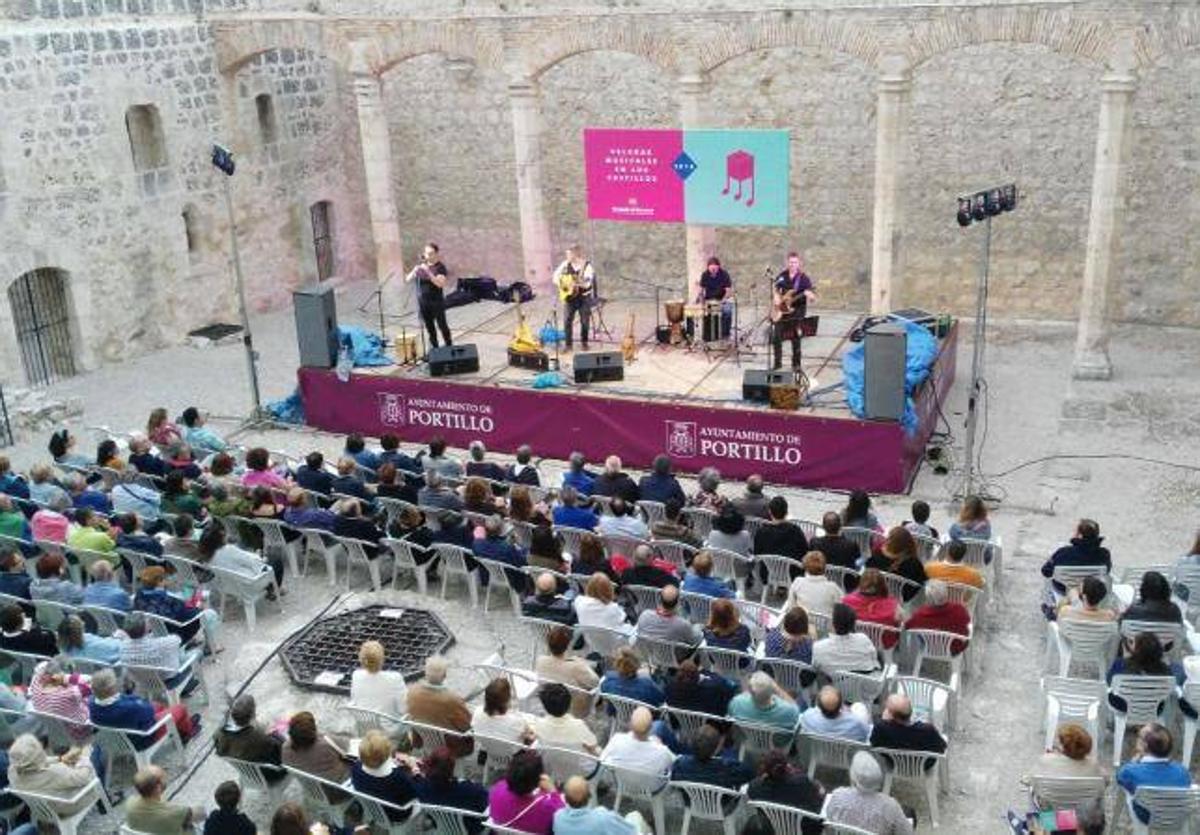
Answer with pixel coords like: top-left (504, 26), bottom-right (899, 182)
top-left (299, 295), bottom-right (957, 493)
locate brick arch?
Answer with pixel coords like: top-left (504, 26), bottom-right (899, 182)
top-left (1133, 8), bottom-right (1200, 70)
top-left (695, 15), bottom-right (881, 74)
top-left (521, 20), bottom-right (680, 79)
top-left (369, 23), bottom-right (505, 76)
top-left (214, 20), bottom-right (346, 76)
top-left (905, 7), bottom-right (1115, 70)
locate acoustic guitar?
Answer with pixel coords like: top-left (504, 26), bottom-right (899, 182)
top-left (621, 312), bottom-right (638, 363)
top-left (770, 288), bottom-right (800, 323)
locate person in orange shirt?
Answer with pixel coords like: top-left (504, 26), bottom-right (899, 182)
top-left (922, 540), bottom-right (984, 589)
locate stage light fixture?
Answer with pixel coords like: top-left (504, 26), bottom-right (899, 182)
top-left (971, 194), bottom-right (987, 222)
top-left (957, 198), bottom-right (973, 227)
top-left (985, 189), bottom-right (1002, 216)
top-left (1001, 183), bottom-right (1018, 212)
top-left (954, 183), bottom-right (1018, 227)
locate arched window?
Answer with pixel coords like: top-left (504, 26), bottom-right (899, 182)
top-left (182, 204), bottom-right (200, 257)
top-left (255, 93), bottom-right (279, 145)
top-left (310, 200), bottom-right (334, 281)
top-left (125, 104), bottom-right (168, 171)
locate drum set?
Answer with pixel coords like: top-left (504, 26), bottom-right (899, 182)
top-left (658, 299), bottom-right (732, 354)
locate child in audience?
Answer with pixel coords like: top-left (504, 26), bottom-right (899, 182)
top-left (903, 500), bottom-right (939, 540)
top-left (203, 780), bottom-right (255, 835)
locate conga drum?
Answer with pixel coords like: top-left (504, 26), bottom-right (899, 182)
top-left (702, 301), bottom-right (723, 343)
top-left (683, 303), bottom-right (704, 342)
top-left (664, 300), bottom-right (686, 345)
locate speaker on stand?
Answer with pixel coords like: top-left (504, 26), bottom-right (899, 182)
top-left (863, 322), bottom-right (907, 420)
top-left (293, 286), bottom-right (339, 369)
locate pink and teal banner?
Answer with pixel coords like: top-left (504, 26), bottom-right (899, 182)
top-left (584, 128), bottom-right (790, 226)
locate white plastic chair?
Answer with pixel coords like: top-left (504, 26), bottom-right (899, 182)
top-left (1121, 619), bottom-right (1186, 660)
top-left (602, 533), bottom-right (651, 562)
top-left (907, 628), bottom-right (967, 690)
top-left (345, 703), bottom-right (404, 737)
top-left (1109, 675), bottom-right (1178, 766)
top-left (552, 526), bottom-right (593, 560)
top-left (1181, 680), bottom-right (1200, 766)
top-left (433, 543), bottom-right (478, 607)
top-left (601, 692), bottom-right (660, 738)
top-left (221, 755), bottom-right (290, 807)
top-left (798, 730), bottom-right (868, 779)
top-left (604, 761), bottom-right (670, 835)
top-left (637, 501), bottom-right (666, 525)
top-left (736, 718), bottom-right (797, 760)
top-left (663, 706), bottom-right (727, 741)
top-left (346, 783), bottom-right (416, 834)
top-left (702, 644), bottom-right (756, 682)
top-left (402, 716), bottom-right (472, 756)
top-left (879, 571), bottom-right (922, 604)
top-left (1121, 784), bottom-right (1200, 834)
top-left (539, 743), bottom-right (602, 784)
top-left (912, 532), bottom-right (941, 563)
top-left (93, 712), bottom-right (184, 788)
top-left (854, 620), bottom-right (902, 669)
top-left (894, 675), bottom-right (953, 732)
top-left (1029, 774), bottom-right (1107, 811)
top-left (652, 539), bottom-right (698, 572)
top-left (9, 778), bottom-right (111, 835)
top-left (473, 556), bottom-right (524, 615)
top-left (520, 616), bottom-right (574, 665)
top-left (624, 584), bottom-right (664, 615)
top-left (830, 669), bottom-right (890, 712)
top-left (384, 536), bottom-right (433, 595)
top-left (633, 635), bottom-right (697, 673)
top-left (824, 565), bottom-right (860, 593)
top-left (682, 507), bottom-right (716, 540)
top-left (747, 799), bottom-right (824, 835)
top-left (281, 765), bottom-right (353, 820)
top-left (756, 656), bottom-right (818, 700)
top-left (251, 517), bottom-right (301, 578)
top-left (840, 527), bottom-right (874, 560)
top-left (1041, 676), bottom-right (1106, 753)
top-left (578, 623), bottom-right (635, 659)
top-left (679, 590), bottom-right (716, 625)
top-left (209, 563), bottom-right (276, 630)
top-left (298, 527), bottom-right (341, 586)
top-left (418, 803), bottom-right (489, 835)
top-left (473, 731), bottom-right (530, 784)
top-left (337, 536), bottom-right (385, 593)
top-left (734, 599), bottom-right (778, 644)
top-left (707, 547), bottom-right (753, 592)
top-left (672, 780), bottom-right (745, 835)
top-left (758, 554), bottom-right (800, 603)
top-left (1047, 618), bottom-right (1118, 679)
top-left (873, 747), bottom-right (947, 828)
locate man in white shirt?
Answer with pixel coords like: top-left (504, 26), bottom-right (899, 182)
top-left (600, 707), bottom-right (674, 786)
top-left (785, 551), bottom-right (843, 614)
top-left (596, 498), bottom-right (649, 540)
top-left (573, 573), bottom-right (635, 656)
top-left (812, 603), bottom-right (881, 674)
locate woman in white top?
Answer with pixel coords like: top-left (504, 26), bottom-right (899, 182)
top-left (350, 640), bottom-right (408, 739)
top-left (471, 677), bottom-right (534, 744)
top-left (705, 506), bottom-right (753, 556)
top-left (573, 574), bottom-right (634, 657)
top-left (785, 551), bottom-right (844, 614)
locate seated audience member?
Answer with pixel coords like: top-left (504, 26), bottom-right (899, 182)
top-left (533, 683), bottom-right (598, 754)
top-left (0, 458), bottom-right (29, 502)
top-left (824, 752), bottom-right (913, 835)
top-left (597, 498), bottom-right (649, 540)
top-left (601, 646), bottom-right (665, 707)
top-left (28, 659), bottom-right (92, 741)
top-left (1116, 723), bottom-right (1192, 824)
top-left (295, 452), bottom-right (334, 495)
top-left (554, 775), bottom-right (643, 835)
top-left (0, 549), bottom-right (31, 601)
top-left (30, 496), bottom-right (71, 544)
top-left (905, 580), bottom-right (972, 653)
top-left (351, 640), bottom-right (408, 737)
top-left (331, 458), bottom-right (373, 504)
top-left (841, 490), bottom-right (882, 532)
top-left (621, 544), bottom-right (677, 589)
top-left (472, 678), bottom-right (534, 744)
top-left (125, 763), bottom-right (207, 832)
top-left (1057, 575), bottom-right (1117, 622)
top-left (204, 781), bottom-right (255, 835)
top-left (753, 496), bottom-right (809, 561)
top-left (948, 494), bottom-right (992, 542)
top-left (83, 560), bottom-right (130, 611)
top-left (204, 453), bottom-right (239, 491)
top-left (205, 483), bottom-right (244, 519)
top-left (574, 573), bottom-right (633, 642)
top-left (163, 513), bottom-right (203, 561)
top-left (842, 568), bottom-right (900, 645)
top-left (511, 486), bottom-right (552, 528)
top-left (522, 572), bottom-right (577, 624)
top-left (462, 477), bottom-right (500, 516)
top-left (389, 507), bottom-right (436, 575)
top-left (810, 512), bottom-right (862, 571)
top-left (903, 499), bottom-right (939, 540)
top-left (705, 506), bottom-right (752, 556)
top-left (118, 612), bottom-right (187, 674)
top-left (344, 433), bottom-right (381, 473)
top-left (48, 429), bottom-right (92, 469)
top-left (665, 657), bottom-right (738, 716)
top-left (162, 441), bottom-right (203, 480)
top-left (864, 528), bottom-right (926, 602)
top-left (1041, 519), bottom-right (1112, 591)
top-left (472, 515), bottom-right (527, 589)
top-left (281, 711), bottom-right (350, 791)
top-left (1172, 531), bottom-right (1200, 599)
top-left (0, 495), bottom-right (31, 545)
top-left (703, 599), bottom-right (752, 652)
top-left (561, 451), bottom-right (598, 497)
top-left (379, 433), bottom-right (420, 475)
top-left (430, 511), bottom-right (473, 550)
top-left (127, 434), bottom-right (168, 478)
top-left (799, 685), bottom-right (870, 742)
top-left (66, 472), bottom-right (112, 514)
top-left (732, 474), bottom-right (770, 520)
top-left (414, 747), bottom-right (488, 833)
top-left (651, 498), bottom-right (701, 547)
top-left (506, 445), bottom-right (540, 486)
top-left (417, 471), bottom-right (463, 514)
top-left (682, 551), bottom-right (735, 599)
top-left (671, 724), bottom-right (753, 809)
top-left (376, 462), bottom-right (418, 505)
top-left (746, 750), bottom-right (826, 835)
top-left (95, 439), bottom-right (124, 472)
top-left (350, 730), bottom-right (419, 821)
top-left (763, 606), bottom-right (815, 665)
top-left (0, 602), bottom-right (56, 656)
top-left (487, 750), bottom-right (564, 835)
top-left (690, 467), bottom-right (725, 512)
top-left (135, 565), bottom-right (218, 646)
top-left (27, 464), bottom-right (69, 508)
top-left (638, 455), bottom-right (687, 507)
top-left (870, 694), bottom-right (947, 762)
top-left (332, 499), bottom-right (384, 559)
top-left (636, 584), bottom-right (701, 645)
top-left (58, 614), bottom-right (122, 666)
top-left (1028, 724), bottom-right (1104, 792)
top-left (1107, 633), bottom-right (1187, 716)
top-left (180, 407), bottom-right (226, 455)
top-left (421, 436), bottom-right (464, 480)
top-left (146, 407), bottom-right (182, 447)
top-left (406, 656), bottom-right (472, 755)
top-left (89, 667), bottom-right (197, 746)
top-left (601, 706), bottom-right (675, 785)
top-left (160, 470), bottom-right (205, 519)
top-left (7, 733), bottom-right (96, 817)
top-left (67, 506), bottom-right (116, 552)
top-left (785, 552), bottom-right (843, 614)
top-left (552, 485), bottom-right (598, 531)
top-left (535, 627), bottom-right (600, 719)
top-left (29, 553), bottom-right (83, 605)
top-left (592, 456), bottom-right (640, 504)
top-left (115, 512), bottom-right (164, 556)
top-left (573, 533), bottom-right (619, 582)
top-left (1120, 570), bottom-right (1183, 624)
top-left (465, 440), bottom-right (506, 483)
top-left (923, 539), bottom-right (984, 589)
top-left (728, 671), bottom-right (801, 733)
top-left (282, 488), bottom-right (337, 531)
top-left (524, 526), bottom-right (567, 575)
top-left (241, 447), bottom-right (289, 490)
top-left (215, 694), bottom-right (284, 780)
top-left (812, 603), bottom-right (880, 674)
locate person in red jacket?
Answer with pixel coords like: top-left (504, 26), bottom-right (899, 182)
top-left (841, 568), bottom-right (901, 650)
top-left (904, 580), bottom-right (971, 654)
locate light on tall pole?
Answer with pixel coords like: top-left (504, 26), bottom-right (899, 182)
top-left (211, 143), bottom-right (263, 416)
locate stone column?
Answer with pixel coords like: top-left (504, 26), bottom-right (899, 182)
top-left (679, 73), bottom-right (715, 298)
top-left (1072, 71), bottom-right (1137, 380)
top-left (869, 63), bottom-right (912, 314)
top-left (352, 72), bottom-right (405, 284)
top-left (508, 77), bottom-right (554, 290)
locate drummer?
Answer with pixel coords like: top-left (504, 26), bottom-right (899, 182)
top-left (696, 256), bottom-right (733, 337)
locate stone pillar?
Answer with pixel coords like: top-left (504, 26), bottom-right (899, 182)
top-left (352, 72), bottom-right (405, 284)
top-left (1072, 71), bottom-right (1137, 380)
top-left (869, 64), bottom-right (912, 314)
top-left (508, 78), bottom-right (554, 290)
top-left (679, 73), bottom-right (715, 298)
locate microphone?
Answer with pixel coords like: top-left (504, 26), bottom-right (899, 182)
top-left (763, 265), bottom-right (775, 277)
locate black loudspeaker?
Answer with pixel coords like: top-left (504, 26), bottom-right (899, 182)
top-left (864, 323), bottom-right (907, 420)
top-left (573, 351), bottom-right (624, 383)
top-left (428, 344), bottom-right (480, 377)
top-left (742, 369), bottom-right (792, 403)
top-left (293, 286), bottom-right (339, 368)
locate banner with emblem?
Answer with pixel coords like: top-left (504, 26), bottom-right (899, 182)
top-left (583, 127), bottom-right (789, 227)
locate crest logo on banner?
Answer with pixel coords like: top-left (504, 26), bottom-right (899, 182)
top-left (665, 421), bottom-right (698, 458)
top-left (377, 393), bottom-right (406, 427)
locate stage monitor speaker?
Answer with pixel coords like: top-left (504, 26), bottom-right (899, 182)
top-left (428, 344), bottom-right (480, 377)
top-left (293, 285), bottom-right (339, 369)
top-left (742, 369), bottom-right (792, 403)
top-left (573, 351), bottom-right (624, 383)
top-left (864, 322), bottom-right (907, 421)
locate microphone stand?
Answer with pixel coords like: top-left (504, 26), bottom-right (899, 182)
top-left (357, 269), bottom-right (399, 346)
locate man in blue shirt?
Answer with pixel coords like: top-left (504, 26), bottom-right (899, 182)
top-left (115, 513), bottom-right (164, 557)
top-left (670, 724), bottom-right (753, 809)
top-left (67, 473), bottom-right (112, 514)
top-left (331, 459), bottom-right (375, 506)
top-left (111, 478), bottom-right (162, 523)
top-left (799, 685), bottom-right (871, 742)
top-left (344, 433), bottom-right (382, 473)
top-left (561, 452), bottom-right (597, 497)
top-left (180, 407), bottom-right (228, 455)
top-left (0, 548), bottom-right (32, 603)
top-left (1116, 723), bottom-right (1193, 824)
top-left (464, 441), bottom-right (506, 483)
top-left (379, 434), bottom-right (421, 476)
top-left (554, 776), bottom-right (640, 835)
top-left (552, 486), bottom-right (597, 531)
top-left (637, 455), bottom-right (686, 506)
top-left (728, 671), bottom-right (803, 735)
top-left (83, 560), bottom-right (132, 612)
top-left (680, 551), bottom-right (735, 599)
top-left (472, 516), bottom-right (527, 592)
top-left (0, 457), bottom-right (30, 500)
top-left (295, 452), bottom-right (335, 495)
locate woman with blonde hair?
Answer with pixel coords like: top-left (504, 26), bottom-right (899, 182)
top-left (146, 407), bottom-right (182, 448)
top-left (350, 640), bottom-right (408, 738)
top-left (949, 494), bottom-right (991, 542)
top-left (573, 573), bottom-right (634, 653)
top-left (350, 730), bottom-right (419, 822)
top-left (703, 598), bottom-right (752, 651)
top-left (599, 646), bottom-right (664, 706)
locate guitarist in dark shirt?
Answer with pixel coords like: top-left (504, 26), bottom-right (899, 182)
top-left (771, 251), bottom-right (817, 370)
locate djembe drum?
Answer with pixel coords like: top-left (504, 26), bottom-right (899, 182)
top-left (664, 300), bottom-right (686, 345)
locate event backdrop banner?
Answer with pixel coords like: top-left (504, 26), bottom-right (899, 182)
top-left (584, 128), bottom-right (789, 226)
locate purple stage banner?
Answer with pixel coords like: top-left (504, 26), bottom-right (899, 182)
top-left (298, 325), bottom-right (956, 493)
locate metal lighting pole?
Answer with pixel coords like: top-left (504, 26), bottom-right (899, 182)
top-left (213, 144), bottom-right (263, 417)
top-left (959, 215), bottom-right (991, 498)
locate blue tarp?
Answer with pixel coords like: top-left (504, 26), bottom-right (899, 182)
top-left (338, 325), bottom-right (393, 367)
top-left (265, 390), bottom-right (305, 424)
top-left (843, 317), bottom-right (940, 433)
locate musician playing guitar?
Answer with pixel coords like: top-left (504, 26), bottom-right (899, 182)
top-left (771, 251), bottom-right (818, 370)
top-left (552, 244), bottom-right (595, 351)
